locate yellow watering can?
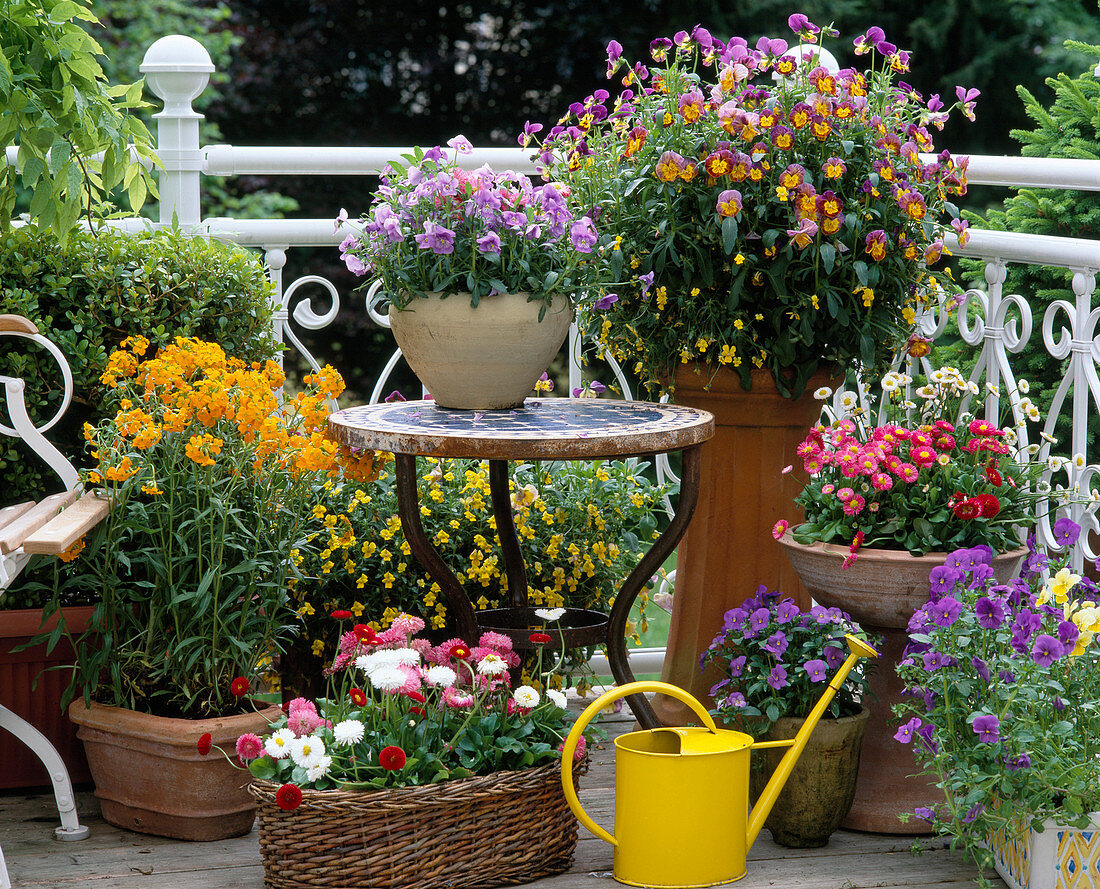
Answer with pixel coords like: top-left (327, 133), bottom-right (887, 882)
top-left (560, 634), bottom-right (878, 888)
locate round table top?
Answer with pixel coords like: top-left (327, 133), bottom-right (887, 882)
top-left (327, 398), bottom-right (714, 460)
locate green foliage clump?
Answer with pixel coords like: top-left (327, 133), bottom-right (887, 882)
top-left (0, 224), bottom-right (277, 513)
top-left (0, 0), bottom-right (158, 235)
top-left (961, 39), bottom-right (1100, 453)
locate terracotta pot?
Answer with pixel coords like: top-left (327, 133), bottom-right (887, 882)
top-left (653, 365), bottom-right (837, 727)
top-left (778, 535), bottom-right (1027, 834)
top-left (749, 707), bottom-right (870, 848)
top-left (389, 291), bottom-right (572, 409)
top-left (0, 606), bottom-right (93, 789)
top-left (69, 699), bottom-right (282, 841)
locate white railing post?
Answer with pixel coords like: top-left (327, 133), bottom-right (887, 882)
top-left (139, 36), bottom-right (212, 228)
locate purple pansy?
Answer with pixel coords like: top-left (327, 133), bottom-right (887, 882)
top-left (594, 293), bottom-right (619, 311)
top-left (1053, 517), bottom-right (1081, 547)
top-left (414, 220), bottom-right (456, 254)
top-left (894, 717), bottom-right (922, 744)
top-left (974, 596), bottom-right (1006, 629)
top-left (803, 659), bottom-right (828, 682)
top-left (930, 597), bottom-right (963, 627)
top-left (767, 665), bottom-right (789, 690)
top-left (1030, 634), bottom-right (1065, 667)
top-left (764, 631), bottom-right (789, 657)
top-left (971, 656), bottom-right (991, 683)
top-left (972, 713), bottom-right (1000, 743)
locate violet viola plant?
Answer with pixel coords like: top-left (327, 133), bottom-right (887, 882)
top-left (894, 528), bottom-right (1100, 873)
top-left (337, 136), bottom-right (609, 314)
top-left (701, 585), bottom-right (874, 734)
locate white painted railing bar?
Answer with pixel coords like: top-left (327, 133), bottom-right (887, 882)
top-left (951, 228), bottom-right (1100, 270)
top-left (203, 145), bottom-right (539, 177)
top-left (919, 153), bottom-right (1100, 192)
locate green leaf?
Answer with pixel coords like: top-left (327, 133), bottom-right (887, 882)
top-left (721, 215), bottom-right (738, 255)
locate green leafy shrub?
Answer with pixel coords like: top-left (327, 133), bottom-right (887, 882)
top-left (0, 224), bottom-right (277, 514)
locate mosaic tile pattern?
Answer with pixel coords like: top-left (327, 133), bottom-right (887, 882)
top-left (327, 398), bottom-right (714, 459)
top-left (1058, 828), bottom-right (1100, 889)
top-left (990, 818), bottom-right (1100, 889)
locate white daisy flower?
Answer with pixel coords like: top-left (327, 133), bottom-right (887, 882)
top-left (1027, 406), bottom-right (1041, 422)
top-left (369, 648), bottom-right (420, 669)
top-left (1048, 456), bottom-right (1066, 472)
top-left (813, 386), bottom-right (833, 400)
top-left (477, 652), bottom-right (508, 677)
top-left (1037, 480), bottom-right (1052, 494)
top-left (916, 385), bottom-right (936, 400)
top-left (368, 665), bottom-right (407, 692)
top-left (901, 400), bottom-right (917, 410)
top-left (1074, 453), bottom-right (1087, 469)
top-left (306, 754), bottom-right (333, 782)
top-left (881, 374), bottom-right (900, 392)
top-left (535, 607), bottom-right (567, 622)
top-left (1018, 379), bottom-right (1030, 394)
top-left (931, 369), bottom-right (947, 383)
top-left (425, 665), bottom-right (457, 687)
top-left (354, 654), bottom-right (372, 671)
top-left (1041, 432), bottom-right (1058, 444)
top-left (840, 392), bottom-right (858, 410)
top-left (1026, 443), bottom-right (1041, 455)
top-left (332, 720), bottom-right (365, 746)
top-left (513, 685), bottom-right (541, 708)
top-left (966, 381), bottom-right (981, 395)
top-left (264, 728), bottom-right (295, 760)
top-left (1004, 428), bottom-right (1017, 444)
top-left (986, 382), bottom-right (999, 397)
top-left (290, 734), bottom-right (326, 769)
top-left (546, 689), bottom-right (569, 709)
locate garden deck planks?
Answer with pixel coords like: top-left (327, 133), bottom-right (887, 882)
top-left (1, 713), bottom-right (1001, 889)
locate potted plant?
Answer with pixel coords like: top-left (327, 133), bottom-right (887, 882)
top-left (337, 137), bottom-right (606, 410)
top-left (211, 612), bottom-right (596, 889)
top-left (280, 454), bottom-right (673, 696)
top-left (895, 526), bottom-right (1100, 889)
top-left (528, 18), bottom-right (978, 727)
top-left (776, 366), bottom-right (1045, 831)
top-left (47, 335), bottom-right (377, 840)
top-left (701, 586), bottom-right (873, 848)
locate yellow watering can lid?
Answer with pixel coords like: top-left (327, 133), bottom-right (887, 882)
top-left (655, 727), bottom-right (753, 755)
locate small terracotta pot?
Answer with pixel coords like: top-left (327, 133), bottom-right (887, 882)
top-left (778, 535), bottom-right (1026, 834)
top-left (749, 707), bottom-right (870, 848)
top-left (69, 699), bottom-right (282, 841)
top-left (389, 291), bottom-right (572, 410)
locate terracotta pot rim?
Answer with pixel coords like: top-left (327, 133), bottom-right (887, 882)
top-left (69, 699), bottom-right (281, 746)
top-left (0, 604), bottom-right (96, 638)
top-left (778, 532), bottom-right (1030, 563)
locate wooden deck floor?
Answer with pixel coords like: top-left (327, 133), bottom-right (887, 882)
top-left (3, 710), bottom-right (999, 889)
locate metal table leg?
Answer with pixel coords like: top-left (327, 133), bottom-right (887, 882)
top-left (605, 445), bottom-right (703, 728)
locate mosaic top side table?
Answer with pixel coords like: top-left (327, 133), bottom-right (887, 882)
top-left (327, 397), bottom-right (714, 727)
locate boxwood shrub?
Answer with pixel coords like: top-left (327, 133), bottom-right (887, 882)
top-left (0, 224), bottom-right (277, 513)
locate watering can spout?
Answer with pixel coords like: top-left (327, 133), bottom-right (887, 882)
top-left (745, 633), bottom-right (878, 851)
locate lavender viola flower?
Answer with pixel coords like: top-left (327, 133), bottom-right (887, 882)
top-left (962, 803), bottom-right (985, 823)
top-left (803, 659), bottom-right (828, 682)
top-left (1005, 753), bottom-right (1031, 771)
top-left (767, 665), bottom-right (788, 689)
top-left (1030, 634), bottom-right (1065, 667)
top-left (1058, 620), bottom-right (1080, 650)
top-left (594, 293), bottom-right (619, 311)
top-left (722, 606), bottom-right (748, 630)
top-left (998, 669), bottom-right (1015, 685)
top-left (894, 717), bottom-right (922, 743)
top-left (764, 630), bottom-right (789, 657)
top-left (727, 654), bottom-right (747, 678)
top-left (1053, 517), bottom-right (1081, 547)
top-left (823, 645), bottom-right (845, 669)
top-left (971, 656), bottom-right (991, 683)
top-left (476, 231), bottom-right (502, 254)
top-left (916, 721), bottom-right (937, 753)
top-left (414, 220), bottom-right (456, 255)
top-left (748, 607), bottom-right (770, 634)
top-left (572, 218), bottom-right (598, 253)
top-left (968, 563), bottom-right (995, 588)
top-left (913, 806), bottom-right (935, 823)
top-left (974, 596), bottom-right (1006, 629)
top-left (723, 691), bottom-right (747, 709)
top-left (776, 600), bottom-right (801, 624)
top-left (928, 565), bottom-right (961, 598)
top-left (971, 713), bottom-right (1000, 743)
top-left (638, 271), bottom-right (655, 298)
top-left (930, 597), bottom-right (963, 627)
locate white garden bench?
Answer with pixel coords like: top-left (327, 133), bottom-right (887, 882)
top-left (0, 314), bottom-right (98, 889)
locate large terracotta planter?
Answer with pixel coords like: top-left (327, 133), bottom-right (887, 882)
top-left (389, 291), bottom-right (572, 409)
top-left (654, 365), bottom-right (834, 726)
top-left (988, 812), bottom-right (1100, 889)
top-left (749, 707), bottom-right (870, 848)
top-left (778, 535), bottom-right (1026, 834)
top-left (0, 606), bottom-right (93, 789)
top-left (69, 699), bottom-right (282, 840)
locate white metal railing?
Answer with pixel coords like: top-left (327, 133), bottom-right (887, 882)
top-left (8, 34), bottom-right (1100, 580)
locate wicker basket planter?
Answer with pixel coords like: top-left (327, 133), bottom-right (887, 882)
top-left (249, 759), bottom-right (587, 889)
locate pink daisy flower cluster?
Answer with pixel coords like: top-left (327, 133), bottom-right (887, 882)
top-left (777, 385), bottom-right (1039, 561)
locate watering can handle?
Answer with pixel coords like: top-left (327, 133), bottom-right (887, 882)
top-left (560, 680), bottom-right (719, 847)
